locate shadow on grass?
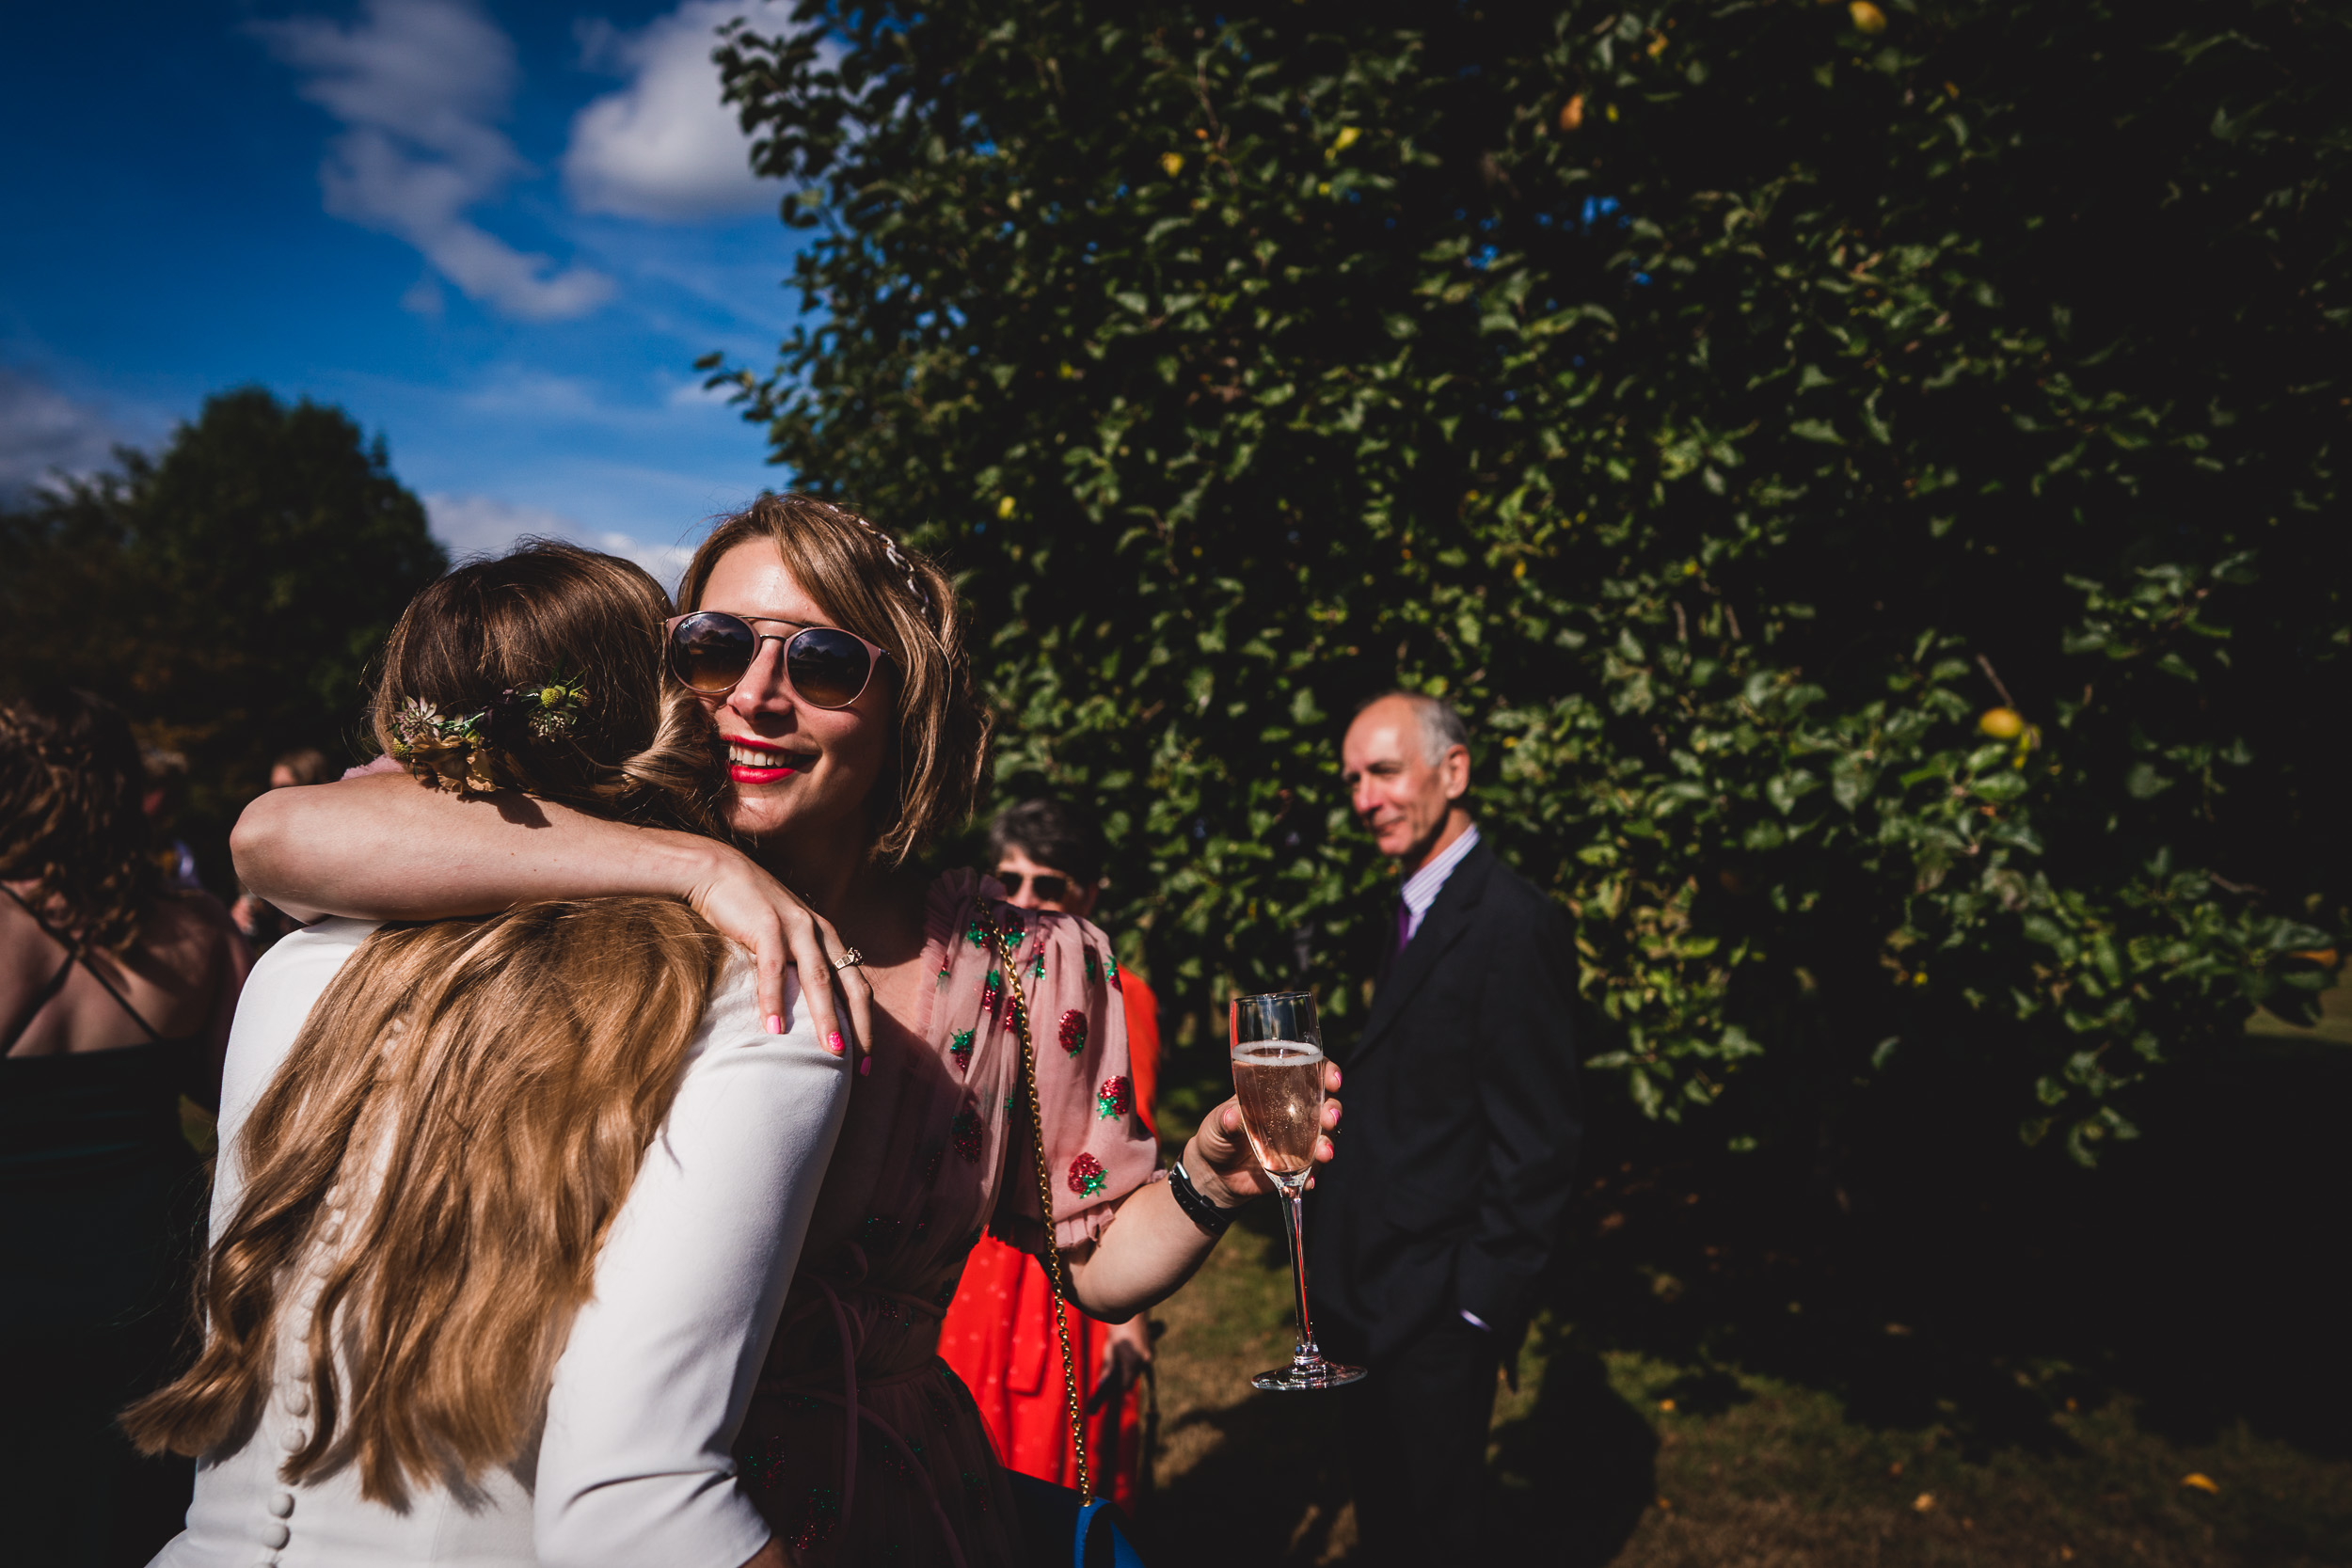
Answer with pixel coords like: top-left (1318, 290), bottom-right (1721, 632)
top-left (1131, 1206), bottom-right (1355, 1565)
top-left (1137, 1201), bottom-right (1663, 1566)
top-left (1134, 1387), bottom-right (1356, 1565)
top-left (1138, 1332), bottom-right (1662, 1568)
top-left (1488, 1336), bottom-right (1660, 1567)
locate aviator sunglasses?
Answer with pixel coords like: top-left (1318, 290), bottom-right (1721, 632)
top-left (664, 611), bottom-right (890, 709)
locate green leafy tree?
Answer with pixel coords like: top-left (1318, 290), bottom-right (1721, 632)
top-left (712, 0), bottom-right (2347, 1161)
top-left (1, 388), bottom-right (446, 891)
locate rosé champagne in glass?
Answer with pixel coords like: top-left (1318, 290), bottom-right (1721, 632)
top-left (1232, 1040), bottom-right (1326, 1177)
top-left (1231, 990), bottom-right (1364, 1392)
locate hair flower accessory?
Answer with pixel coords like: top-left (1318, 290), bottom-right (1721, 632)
top-left (388, 700), bottom-right (493, 794)
top-left (506, 668), bottom-right (589, 740)
top-left (387, 672), bottom-right (590, 796)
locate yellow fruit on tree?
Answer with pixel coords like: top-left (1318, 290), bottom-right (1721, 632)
top-left (1979, 706), bottom-right (2025, 739)
top-left (1559, 94), bottom-right (1586, 132)
top-left (1160, 152), bottom-right (1184, 178)
top-left (1850, 1), bottom-right (1888, 33)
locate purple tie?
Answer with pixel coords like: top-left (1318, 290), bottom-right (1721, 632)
top-left (1394, 898), bottom-right (1413, 956)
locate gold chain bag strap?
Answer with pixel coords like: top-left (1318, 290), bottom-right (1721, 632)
top-left (992, 922), bottom-right (1093, 1500)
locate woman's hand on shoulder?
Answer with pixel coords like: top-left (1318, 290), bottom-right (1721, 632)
top-left (1185, 1058), bottom-right (1343, 1207)
top-left (682, 845), bottom-right (872, 1057)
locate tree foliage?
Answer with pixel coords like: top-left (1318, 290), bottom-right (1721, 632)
top-left (714, 0), bottom-right (2348, 1161)
top-left (1, 388), bottom-right (446, 890)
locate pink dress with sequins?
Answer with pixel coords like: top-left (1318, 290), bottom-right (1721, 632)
top-left (732, 870), bottom-right (1158, 1567)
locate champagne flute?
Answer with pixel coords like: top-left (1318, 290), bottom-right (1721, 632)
top-left (1231, 990), bottom-right (1365, 1392)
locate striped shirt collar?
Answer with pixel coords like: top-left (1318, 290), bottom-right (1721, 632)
top-left (1399, 821), bottom-right (1481, 945)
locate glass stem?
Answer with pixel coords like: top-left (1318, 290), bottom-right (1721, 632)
top-left (1279, 1179), bottom-right (1318, 1363)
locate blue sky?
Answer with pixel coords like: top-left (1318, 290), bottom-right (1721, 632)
top-left (1, 0), bottom-right (810, 583)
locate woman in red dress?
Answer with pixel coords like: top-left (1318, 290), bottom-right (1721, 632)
top-left (937, 800), bottom-right (1161, 1509)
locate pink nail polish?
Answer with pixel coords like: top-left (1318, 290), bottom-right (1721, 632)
top-left (766, 1014), bottom-right (783, 1035)
top-left (858, 1056), bottom-right (872, 1077)
top-left (826, 1031), bottom-right (847, 1055)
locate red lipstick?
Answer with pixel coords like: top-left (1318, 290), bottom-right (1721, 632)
top-left (723, 733), bottom-right (815, 785)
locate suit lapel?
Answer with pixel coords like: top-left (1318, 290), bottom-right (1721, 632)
top-left (1350, 841), bottom-right (1495, 1064)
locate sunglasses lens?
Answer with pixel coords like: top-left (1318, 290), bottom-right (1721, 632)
top-left (670, 612), bottom-right (756, 693)
top-left (1033, 876), bottom-right (1068, 902)
top-left (787, 627), bottom-right (875, 709)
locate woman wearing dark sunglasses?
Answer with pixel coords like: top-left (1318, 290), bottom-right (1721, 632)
top-left (231, 494), bottom-right (1343, 1566)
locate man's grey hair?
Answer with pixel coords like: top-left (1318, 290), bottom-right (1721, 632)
top-left (1355, 689), bottom-right (1471, 767)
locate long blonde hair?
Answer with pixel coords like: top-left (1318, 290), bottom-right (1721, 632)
top-left (124, 544), bottom-right (732, 1504)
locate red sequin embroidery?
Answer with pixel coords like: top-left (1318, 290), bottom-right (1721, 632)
top-left (1068, 1151), bottom-right (1107, 1198)
top-left (1058, 1009), bottom-right (1088, 1057)
top-left (1097, 1076), bottom-right (1130, 1120)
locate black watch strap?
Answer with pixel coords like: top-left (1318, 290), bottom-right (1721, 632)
top-left (1168, 1158), bottom-right (1236, 1237)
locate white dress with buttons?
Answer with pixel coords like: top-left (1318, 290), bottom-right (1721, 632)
top-left (149, 918), bottom-right (851, 1568)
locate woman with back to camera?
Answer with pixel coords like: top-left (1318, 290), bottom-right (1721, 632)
top-left (2, 688), bottom-right (253, 1565)
top-left (128, 543), bottom-right (851, 1568)
top-left (233, 495), bottom-right (1343, 1565)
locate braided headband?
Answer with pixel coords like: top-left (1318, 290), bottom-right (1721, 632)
top-left (387, 673), bottom-right (588, 797)
top-left (825, 501), bottom-right (931, 613)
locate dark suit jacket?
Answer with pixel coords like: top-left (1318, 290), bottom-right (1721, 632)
top-left (1306, 835), bottom-right (1582, 1363)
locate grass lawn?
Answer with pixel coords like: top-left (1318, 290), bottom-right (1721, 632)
top-left (1128, 972), bottom-right (2352, 1565)
top-left (1129, 1220), bottom-right (2352, 1567)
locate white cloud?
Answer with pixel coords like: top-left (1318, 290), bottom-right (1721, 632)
top-left (256, 0), bottom-right (615, 322)
top-left (425, 491), bottom-right (696, 594)
top-left (424, 491), bottom-right (578, 557)
top-left (444, 362), bottom-right (746, 433)
top-left (665, 374), bottom-right (734, 409)
top-left (0, 368), bottom-right (126, 501)
top-left (564, 1), bottom-right (789, 223)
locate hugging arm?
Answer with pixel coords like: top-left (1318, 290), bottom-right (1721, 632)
top-left (231, 771), bottom-right (870, 1048)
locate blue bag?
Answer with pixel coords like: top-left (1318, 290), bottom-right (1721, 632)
top-left (1008, 1472), bottom-right (1148, 1568)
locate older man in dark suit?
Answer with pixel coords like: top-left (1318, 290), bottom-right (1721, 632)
top-left (1307, 691), bottom-right (1582, 1567)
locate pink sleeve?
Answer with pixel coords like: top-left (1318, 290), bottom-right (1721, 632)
top-left (991, 909), bottom-right (1160, 1255)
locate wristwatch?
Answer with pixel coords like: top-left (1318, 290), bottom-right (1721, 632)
top-left (1168, 1157), bottom-right (1239, 1237)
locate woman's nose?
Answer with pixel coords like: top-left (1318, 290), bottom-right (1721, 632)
top-left (727, 640), bottom-right (794, 717)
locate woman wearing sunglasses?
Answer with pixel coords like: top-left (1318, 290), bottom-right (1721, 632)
top-left (232, 494), bottom-right (1343, 1566)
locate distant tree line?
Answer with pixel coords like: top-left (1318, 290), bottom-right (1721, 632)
top-left (1, 388), bottom-right (447, 895)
